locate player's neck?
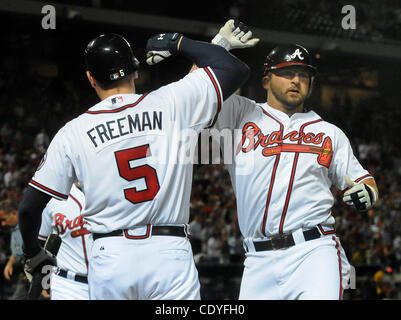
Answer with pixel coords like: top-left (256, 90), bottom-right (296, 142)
top-left (96, 85), bottom-right (136, 101)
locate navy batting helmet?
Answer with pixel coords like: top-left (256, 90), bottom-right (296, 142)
top-left (85, 33), bottom-right (140, 83)
top-left (263, 44), bottom-right (317, 77)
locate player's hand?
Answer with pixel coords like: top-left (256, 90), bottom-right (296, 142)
top-left (212, 19), bottom-right (260, 51)
top-left (342, 175), bottom-right (377, 211)
top-left (41, 289), bottom-right (50, 299)
top-left (146, 33), bottom-right (183, 65)
top-left (3, 261), bottom-right (13, 280)
top-left (24, 248), bottom-right (56, 282)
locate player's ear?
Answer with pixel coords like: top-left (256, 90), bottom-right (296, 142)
top-left (86, 71), bottom-right (97, 89)
top-left (261, 74), bottom-right (271, 90)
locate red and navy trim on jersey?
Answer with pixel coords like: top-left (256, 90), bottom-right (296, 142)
top-left (38, 234), bottom-right (48, 241)
top-left (342, 174), bottom-right (373, 192)
top-left (85, 93), bottom-right (149, 114)
top-left (29, 179), bottom-right (68, 200)
top-left (69, 194), bottom-right (83, 211)
top-left (355, 174), bottom-right (372, 183)
top-left (279, 119), bottom-right (323, 233)
top-left (69, 192), bottom-right (90, 271)
top-left (332, 236), bottom-right (344, 300)
top-left (260, 108), bottom-right (283, 236)
top-left (204, 67), bottom-right (223, 129)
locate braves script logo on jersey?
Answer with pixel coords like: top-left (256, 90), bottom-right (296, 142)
top-left (54, 213), bottom-right (91, 237)
top-left (239, 122), bottom-right (333, 167)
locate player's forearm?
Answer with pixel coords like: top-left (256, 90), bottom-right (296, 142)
top-left (178, 37), bottom-right (250, 100)
top-left (8, 255), bottom-right (16, 266)
top-left (18, 186), bottom-right (51, 258)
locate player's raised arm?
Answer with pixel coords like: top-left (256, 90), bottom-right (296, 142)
top-left (146, 33), bottom-right (250, 100)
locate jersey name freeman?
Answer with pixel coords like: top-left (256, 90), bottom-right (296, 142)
top-left (86, 111), bottom-right (163, 148)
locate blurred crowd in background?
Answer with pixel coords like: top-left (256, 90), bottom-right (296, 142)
top-left (54, 0), bottom-right (401, 43)
top-left (1, 0), bottom-right (401, 300)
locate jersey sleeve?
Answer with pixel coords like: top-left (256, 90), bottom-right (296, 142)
top-left (156, 67), bottom-right (223, 132)
top-left (213, 94), bottom-right (253, 131)
top-left (329, 126), bottom-right (372, 190)
top-left (38, 204), bottom-right (53, 241)
top-left (29, 127), bottom-right (76, 200)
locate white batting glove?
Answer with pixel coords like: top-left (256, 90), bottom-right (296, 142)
top-left (342, 175), bottom-right (378, 212)
top-left (212, 19), bottom-right (260, 51)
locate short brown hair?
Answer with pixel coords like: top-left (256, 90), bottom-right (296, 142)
top-left (0, 199), bottom-right (18, 213)
top-left (96, 73), bottom-right (134, 91)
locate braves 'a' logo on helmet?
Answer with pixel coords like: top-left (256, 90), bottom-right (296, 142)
top-left (289, 48), bottom-right (304, 60)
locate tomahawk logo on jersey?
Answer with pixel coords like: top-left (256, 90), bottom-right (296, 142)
top-left (238, 121), bottom-right (333, 167)
top-left (214, 94), bottom-right (371, 239)
top-left (39, 184), bottom-right (90, 275)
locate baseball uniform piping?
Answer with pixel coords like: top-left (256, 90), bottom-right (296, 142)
top-left (29, 179), bottom-right (68, 200)
top-left (204, 67), bottom-right (223, 129)
top-left (69, 193), bottom-right (89, 270)
top-left (259, 107), bottom-right (283, 236)
top-left (342, 173), bottom-right (373, 192)
top-left (85, 92), bottom-right (149, 114)
top-left (279, 119), bottom-right (323, 233)
top-left (279, 152), bottom-right (299, 233)
top-left (38, 234), bottom-right (48, 241)
top-left (332, 236), bottom-right (343, 300)
top-left (355, 174), bottom-right (372, 183)
top-left (69, 194), bottom-right (83, 211)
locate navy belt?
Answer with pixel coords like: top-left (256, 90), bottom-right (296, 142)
top-left (93, 225), bottom-right (188, 241)
top-left (253, 227), bottom-right (322, 251)
top-left (56, 268), bottom-right (88, 284)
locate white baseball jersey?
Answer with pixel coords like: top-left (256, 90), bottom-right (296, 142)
top-left (30, 67), bottom-right (222, 233)
top-left (214, 94), bottom-right (371, 239)
top-left (38, 184), bottom-right (90, 275)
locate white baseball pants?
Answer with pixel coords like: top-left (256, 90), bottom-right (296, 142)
top-left (239, 235), bottom-right (351, 300)
top-left (50, 272), bottom-right (89, 300)
top-left (88, 233), bottom-right (200, 300)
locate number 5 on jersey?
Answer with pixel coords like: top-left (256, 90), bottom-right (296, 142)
top-left (114, 145), bottom-right (160, 204)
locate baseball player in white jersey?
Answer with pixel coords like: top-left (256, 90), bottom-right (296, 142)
top-left (38, 183), bottom-right (90, 300)
top-left (18, 32), bottom-right (250, 299)
top-left (209, 20), bottom-right (379, 299)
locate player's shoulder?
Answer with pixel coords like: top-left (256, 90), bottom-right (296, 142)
top-left (224, 94), bottom-right (258, 112)
top-left (227, 93), bottom-right (256, 104)
top-left (150, 67), bottom-right (217, 97)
